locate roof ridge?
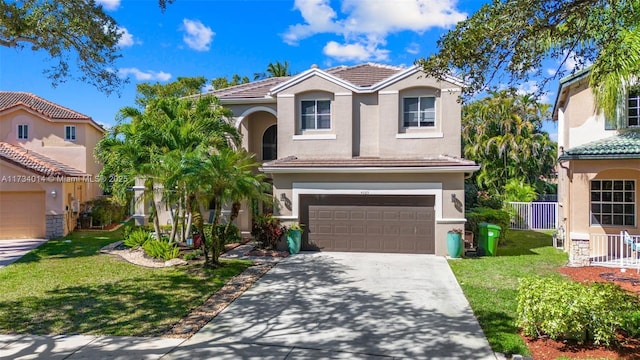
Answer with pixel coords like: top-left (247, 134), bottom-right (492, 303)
top-left (0, 91), bottom-right (92, 119)
top-left (210, 76), bottom-right (290, 95)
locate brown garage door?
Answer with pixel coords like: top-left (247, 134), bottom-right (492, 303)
top-left (0, 192), bottom-right (46, 239)
top-left (301, 195), bottom-right (435, 254)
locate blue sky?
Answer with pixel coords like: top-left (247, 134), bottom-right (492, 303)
top-left (0, 0), bottom-right (566, 138)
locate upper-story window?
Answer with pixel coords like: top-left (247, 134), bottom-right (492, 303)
top-left (65, 125), bottom-right (76, 141)
top-left (403, 96), bottom-right (435, 128)
top-left (262, 125), bottom-right (277, 161)
top-left (628, 90), bottom-right (639, 127)
top-left (301, 100), bottom-right (331, 130)
top-left (17, 124), bottom-right (28, 140)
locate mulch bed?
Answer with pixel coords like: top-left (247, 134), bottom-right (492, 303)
top-left (522, 266), bottom-right (640, 360)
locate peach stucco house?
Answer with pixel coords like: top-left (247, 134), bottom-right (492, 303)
top-left (553, 69), bottom-right (640, 267)
top-left (137, 63), bottom-right (478, 255)
top-left (0, 92), bottom-right (104, 239)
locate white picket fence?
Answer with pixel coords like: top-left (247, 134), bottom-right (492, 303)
top-left (506, 202), bottom-right (559, 230)
top-left (590, 231), bottom-right (640, 269)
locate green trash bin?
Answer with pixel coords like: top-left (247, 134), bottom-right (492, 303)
top-left (478, 223), bottom-right (502, 256)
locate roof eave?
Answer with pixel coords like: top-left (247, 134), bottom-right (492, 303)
top-left (558, 153), bottom-right (640, 161)
top-left (260, 165), bottom-right (480, 174)
top-left (218, 97), bottom-right (276, 105)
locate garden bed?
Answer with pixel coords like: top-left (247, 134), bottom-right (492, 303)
top-left (523, 266), bottom-right (640, 360)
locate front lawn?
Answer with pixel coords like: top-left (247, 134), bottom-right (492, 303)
top-left (449, 230), bottom-right (568, 356)
top-left (0, 226), bottom-right (251, 336)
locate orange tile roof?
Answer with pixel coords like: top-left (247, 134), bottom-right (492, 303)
top-left (0, 142), bottom-right (88, 177)
top-left (0, 91), bottom-right (92, 120)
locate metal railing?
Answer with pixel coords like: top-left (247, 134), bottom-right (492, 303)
top-left (506, 202), bottom-right (558, 230)
top-left (590, 231), bottom-right (640, 269)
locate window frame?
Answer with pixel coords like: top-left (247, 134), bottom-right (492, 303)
top-left (402, 96), bottom-right (436, 128)
top-left (300, 99), bottom-right (331, 131)
top-left (65, 125), bottom-right (76, 141)
top-left (17, 124), bottom-right (28, 140)
top-left (628, 90), bottom-right (640, 128)
top-left (590, 179), bottom-right (636, 227)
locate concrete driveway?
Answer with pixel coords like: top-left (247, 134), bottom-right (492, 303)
top-left (0, 239), bottom-right (47, 268)
top-left (165, 252), bottom-right (495, 360)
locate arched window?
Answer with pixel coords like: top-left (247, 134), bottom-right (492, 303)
top-left (262, 125), bottom-right (277, 160)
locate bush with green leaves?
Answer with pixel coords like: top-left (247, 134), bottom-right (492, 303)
top-left (465, 206), bottom-right (510, 241)
top-left (216, 223), bottom-right (242, 245)
top-left (142, 239), bottom-right (180, 260)
top-left (84, 197), bottom-right (126, 226)
top-left (183, 249), bottom-right (203, 261)
top-left (517, 276), bottom-right (640, 345)
top-left (123, 228), bottom-right (152, 248)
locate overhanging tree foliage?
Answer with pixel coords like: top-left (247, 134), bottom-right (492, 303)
top-left (462, 91), bottom-right (557, 196)
top-left (418, 0), bottom-right (640, 126)
top-left (0, 0), bottom-right (174, 94)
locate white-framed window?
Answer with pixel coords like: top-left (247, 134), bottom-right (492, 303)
top-left (17, 124), bottom-right (28, 140)
top-left (403, 96), bottom-right (436, 128)
top-left (65, 125), bottom-right (76, 141)
top-left (628, 91), bottom-right (639, 127)
top-left (590, 180), bottom-right (636, 227)
top-left (301, 100), bottom-right (331, 130)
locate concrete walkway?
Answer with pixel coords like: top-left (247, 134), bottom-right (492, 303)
top-left (0, 239), bottom-right (47, 268)
top-left (165, 252), bottom-right (495, 360)
top-left (0, 249), bottom-right (495, 359)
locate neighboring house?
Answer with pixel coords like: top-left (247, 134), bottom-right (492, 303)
top-left (140, 63), bottom-right (478, 255)
top-left (553, 69), bottom-right (640, 266)
top-left (0, 92), bottom-right (104, 239)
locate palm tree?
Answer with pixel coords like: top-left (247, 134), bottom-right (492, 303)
top-left (183, 147), bottom-right (270, 267)
top-left (254, 61), bottom-right (291, 80)
top-left (462, 91), bottom-right (556, 196)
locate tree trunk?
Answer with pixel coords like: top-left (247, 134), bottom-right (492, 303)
top-left (146, 180), bottom-right (162, 242)
top-left (224, 201), bottom-right (241, 238)
top-left (209, 194), bottom-right (224, 267)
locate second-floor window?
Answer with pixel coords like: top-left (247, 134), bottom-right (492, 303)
top-left (301, 100), bottom-right (331, 130)
top-left (403, 96), bottom-right (435, 128)
top-left (628, 91), bottom-right (639, 127)
top-left (65, 125), bottom-right (76, 141)
top-left (17, 124), bottom-right (28, 140)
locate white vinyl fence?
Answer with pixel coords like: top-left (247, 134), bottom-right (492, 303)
top-left (590, 231), bottom-right (640, 269)
top-left (506, 202), bottom-right (558, 230)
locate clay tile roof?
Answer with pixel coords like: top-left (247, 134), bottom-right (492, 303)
top-left (0, 142), bottom-right (88, 177)
top-left (559, 130), bottom-right (640, 160)
top-left (326, 63), bottom-right (405, 87)
top-left (209, 77), bottom-right (291, 100)
top-left (0, 91), bottom-right (91, 120)
top-left (262, 155), bottom-right (477, 168)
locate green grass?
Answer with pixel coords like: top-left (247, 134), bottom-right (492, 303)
top-left (0, 226), bottom-right (251, 336)
top-left (449, 229), bottom-right (568, 356)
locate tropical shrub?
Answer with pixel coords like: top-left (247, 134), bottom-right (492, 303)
top-left (84, 197), bottom-right (126, 226)
top-left (503, 178), bottom-right (538, 203)
top-left (216, 223), bottom-right (242, 245)
top-left (142, 239), bottom-right (180, 260)
top-left (123, 228), bottom-right (153, 248)
top-left (251, 214), bottom-right (285, 249)
top-left (465, 207), bottom-right (510, 241)
top-left (183, 249), bottom-right (203, 261)
top-left (517, 276), bottom-right (640, 345)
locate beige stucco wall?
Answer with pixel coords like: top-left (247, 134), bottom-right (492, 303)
top-left (269, 171), bottom-right (467, 256)
top-left (559, 159), bottom-right (640, 258)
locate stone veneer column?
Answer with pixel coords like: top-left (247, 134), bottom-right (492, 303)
top-left (46, 214), bottom-right (65, 239)
top-left (568, 238), bottom-right (590, 267)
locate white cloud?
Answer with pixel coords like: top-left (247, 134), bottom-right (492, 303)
top-left (562, 50), bottom-right (593, 72)
top-left (182, 19), bottom-right (214, 51)
top-left (323, 41), bottom-right (389, 61)
top-left (405, 42), bottom-right (420, 55)
top-left (96, 0), bottom-right (120, 11)
top-left (118, 68), bottom-right (172, 82)
top-left (284, 0), bottom-right (466, 61)
top-left (116, 27), bottom-right (136, 48)
top-left (516, 81), bottom-right (551, 103)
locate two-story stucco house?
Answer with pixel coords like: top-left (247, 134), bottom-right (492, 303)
top-left (0, 92), bottom-right (104, 239)
top-left (199, 63), bottom-right (477, 256)
top-left (553, 69), bottom-right (640, 267)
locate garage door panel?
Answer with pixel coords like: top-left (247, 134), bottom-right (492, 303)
top-left (306, 198), bottom-right (435, 254)
top-left (0, 192), bottom-right (46, 239)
